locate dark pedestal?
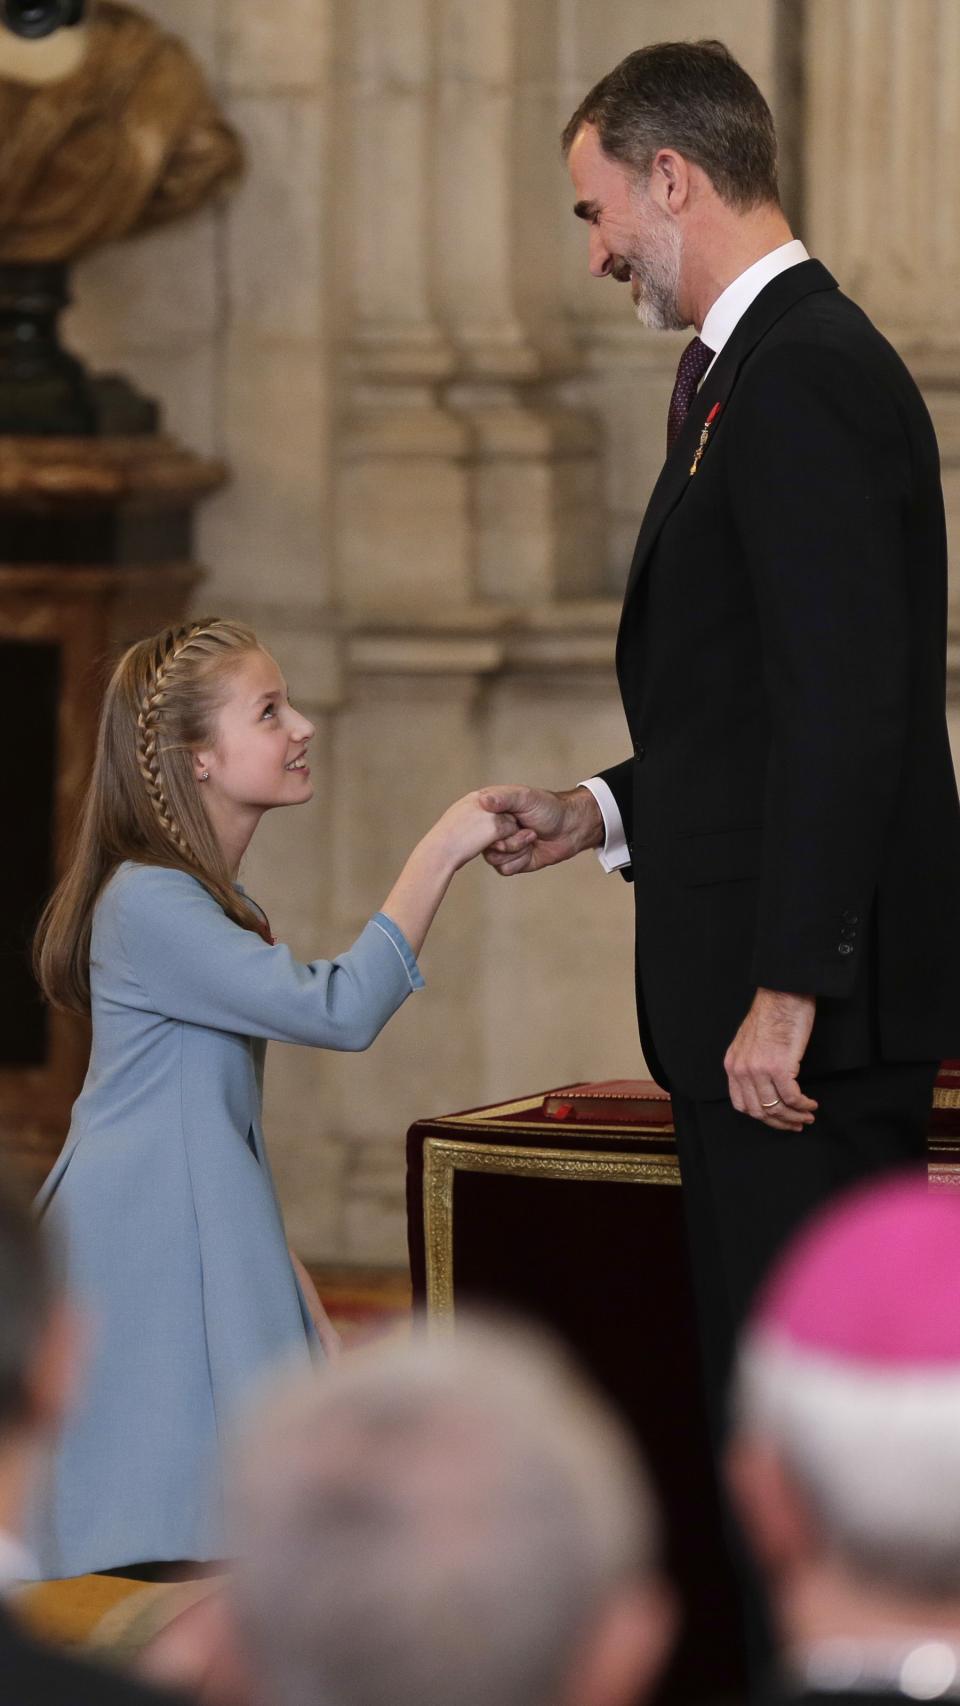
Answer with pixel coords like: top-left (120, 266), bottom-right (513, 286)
top-left (0, 434), bottom-right (226, 1189)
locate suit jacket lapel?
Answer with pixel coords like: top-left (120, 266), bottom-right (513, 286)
top-left (619, 260), bottom-right (839, 619)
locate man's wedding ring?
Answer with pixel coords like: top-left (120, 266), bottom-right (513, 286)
top-left (761, 1096), bottom-right (782, 1109)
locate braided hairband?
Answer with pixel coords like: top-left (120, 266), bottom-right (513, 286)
top-left (136, 621), bottom-right (221, 861)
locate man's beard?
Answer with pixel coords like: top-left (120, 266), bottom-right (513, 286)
top-left (618, 210), bottom-right (686, 332)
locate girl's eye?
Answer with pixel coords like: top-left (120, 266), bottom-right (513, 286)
top-left (261, 702), bottom-right (275, 720)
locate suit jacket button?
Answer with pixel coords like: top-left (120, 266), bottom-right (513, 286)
top-left (633, 741), bottom-right (646, 760)
top-left (838, 942), bottom-right (854, 956)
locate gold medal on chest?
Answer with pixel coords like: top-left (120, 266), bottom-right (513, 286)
top-left (690, 401), bottom-right (723, 476)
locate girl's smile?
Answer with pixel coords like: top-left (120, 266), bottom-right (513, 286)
top-left (194, 648), bottom-right (317, 873)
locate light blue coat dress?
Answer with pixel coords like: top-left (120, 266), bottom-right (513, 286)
top-left (32, 861), bottom-right (423, 1579)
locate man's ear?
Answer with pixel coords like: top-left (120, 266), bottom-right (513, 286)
top-left (649, 148), bottom-right (691, 214)
top-left (726, 1431), bottom-right (819, 1578)
top-left (23, 1301), bottom-right (84, 1436)
top-left (560, 1576), bottom-right (678, 1706)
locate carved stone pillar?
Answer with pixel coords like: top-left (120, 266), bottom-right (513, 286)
top-left (436, 0), bottom-right (604, 602)
top-left (804, 0), bottom-right (960, 677)
top-left (806, 0), bottom-right (959, 351)
top-left (337, 0), bottom-right (472, 616)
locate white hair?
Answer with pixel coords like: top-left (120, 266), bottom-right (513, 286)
top-left (735, 1329), bottom-right (960, 1596)
top-left (227, 1318), bottom-right (659, 1706)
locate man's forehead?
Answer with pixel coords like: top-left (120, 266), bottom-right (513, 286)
top-left (567, 124), bottom-right (632, 203)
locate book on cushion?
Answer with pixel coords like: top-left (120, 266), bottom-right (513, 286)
top-left (545, 1064), bottom-right (960, 1130)
top-left (542, 1080), bottom-right (673, 1124)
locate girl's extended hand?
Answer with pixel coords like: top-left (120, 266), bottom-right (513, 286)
top-left (379, 794), bottom-right (534, 962)
top-left (430, 792), bottom-right (530, 872)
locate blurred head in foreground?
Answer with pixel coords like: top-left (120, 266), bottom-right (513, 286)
top-left (226, 1318), bottom-right (675, 1706)
top-left (729, 1176), bottom-right (960, 1683)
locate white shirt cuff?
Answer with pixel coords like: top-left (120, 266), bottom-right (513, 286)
top-left (579, 778), bottom-right (631, 872)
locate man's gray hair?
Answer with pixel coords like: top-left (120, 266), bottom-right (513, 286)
top-left (228, 1318), bottom-right (659, 1706)
top-left (0, 1163), bottom-right (55, 1434)
top-left (562, 40), bottom-right (780, 211)
top-left (735, 1331), bottom-right (960, 1598)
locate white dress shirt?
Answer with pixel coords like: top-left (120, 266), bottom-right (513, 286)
top-left (582, 239), bottom-right (810, 871)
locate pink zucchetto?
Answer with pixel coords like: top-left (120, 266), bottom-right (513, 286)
top-left (752, 1173), bottom-right (960, 1369)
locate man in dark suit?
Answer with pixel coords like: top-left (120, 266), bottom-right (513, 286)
top-left (481, 40), bottom-right (960, 1435)
top-left (0, 1167), bottom-right (191, 1706)
top-left (730, 1175), bottom-right (960, 1706)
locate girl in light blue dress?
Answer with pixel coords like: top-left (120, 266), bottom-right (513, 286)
top-left (31, 618), bottom-right (523, 1580)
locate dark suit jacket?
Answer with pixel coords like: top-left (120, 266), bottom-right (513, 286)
top-left (0, 1600), bottom-right (193, 1706)
top-left (601, 259), bottom-right (960, 1099)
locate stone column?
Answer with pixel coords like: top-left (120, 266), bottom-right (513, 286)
top-left (336, 0), bottom-right (472, 617)
top-left (435, 0), bottom-right (604, 603)
top-left (806, 0), bottom-right (960, 350)
top-left (804, 0), bottom-right (960, 695)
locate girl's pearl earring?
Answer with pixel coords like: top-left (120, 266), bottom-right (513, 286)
top-left (199, 770), bottom-right (210, 782)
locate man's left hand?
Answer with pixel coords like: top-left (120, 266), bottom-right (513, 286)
top-left (724, 989), bottom-right (818, 1130)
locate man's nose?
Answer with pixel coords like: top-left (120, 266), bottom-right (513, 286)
top-left (588, 226), bottom-right (614, 278)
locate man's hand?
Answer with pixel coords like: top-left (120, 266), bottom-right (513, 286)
top-left (478, 784), bottom-right (604, 875)
top-left (724, 988), bottom-right (818, 1131)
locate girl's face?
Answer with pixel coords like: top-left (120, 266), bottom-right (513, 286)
top-left (193, 648), bottom-right (315, 814)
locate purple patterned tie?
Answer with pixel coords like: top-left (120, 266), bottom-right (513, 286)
top-left (666, 336), bottom-right (715, 454)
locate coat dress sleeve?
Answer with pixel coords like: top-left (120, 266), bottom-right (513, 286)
top-left (106, 864), bottom-right (423, 1050)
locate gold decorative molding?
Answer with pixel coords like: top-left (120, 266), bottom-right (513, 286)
top-left (0, 436), bottom-right (226, 507)
top-left (928, 1164), bottom-right (960, 1190)
top-left (421, 1135), bottom-right (681, 1328)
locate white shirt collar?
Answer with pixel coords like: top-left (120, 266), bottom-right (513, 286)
top-left (700, 238), bottom-right (810, 366)
top-left (0, 1528), bottom-right (37, 1592)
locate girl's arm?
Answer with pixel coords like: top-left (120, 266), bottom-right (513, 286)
top-left (379, 793), bottom-right (527, 956)
top-left (108, 796), bottom-right (526, 1051)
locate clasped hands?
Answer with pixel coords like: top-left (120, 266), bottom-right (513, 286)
top-left (477, 783), bottom-right (818, 1131)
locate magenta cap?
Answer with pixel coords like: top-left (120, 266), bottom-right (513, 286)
top-left (754, 1174), bottom-right (960, 1367)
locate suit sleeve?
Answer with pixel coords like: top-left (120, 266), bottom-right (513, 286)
top-left (110, 866), bottom-right (422, 1049)
top-left (728, 340), bottom-right (915, 998)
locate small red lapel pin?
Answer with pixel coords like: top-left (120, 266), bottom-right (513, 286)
top-left (690, 401), bottom-right (722, 476)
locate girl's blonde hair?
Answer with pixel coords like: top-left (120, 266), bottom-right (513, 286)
top-left (35, 617), bottom-right (271, 1015)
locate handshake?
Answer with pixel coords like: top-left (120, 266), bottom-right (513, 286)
top-left (435, 783), bottom-right (606, 878)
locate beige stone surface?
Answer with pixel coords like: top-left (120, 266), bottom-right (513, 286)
top-left (200, 334), bottom-right (331, 607)
top-left (66, 0), bottom-right (960, 1265)
top-left (69, 215), bottom-right (222, 352)
top-left (224, 0), bottom-right (331, 92)
top-left (224, 95), bottom-right (327, 343)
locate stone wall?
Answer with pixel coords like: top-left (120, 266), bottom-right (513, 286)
top-left (66, 0), bottom-right (960, 1264)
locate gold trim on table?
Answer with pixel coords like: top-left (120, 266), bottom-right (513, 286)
top-left (422, 1135), bottom-right (681, 1325)
top-left (434, 1100), bottom-right (675, 1144)
top-left (928, 1162), bottom-right (960, 1188)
